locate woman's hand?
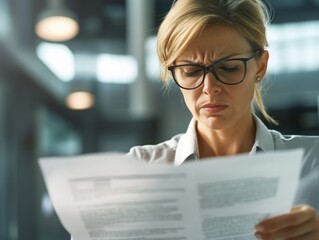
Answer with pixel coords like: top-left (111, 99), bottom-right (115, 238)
top-left (255, 205), bottom-right (319, 240)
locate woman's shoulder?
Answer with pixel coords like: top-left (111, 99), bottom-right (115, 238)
top-left (269, 129), bottom-right (319, 151)
top-left (126, 134), bottom-right (183, 164)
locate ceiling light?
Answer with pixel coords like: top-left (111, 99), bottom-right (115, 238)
top-left (65, 91), bottom-right (95, 110)
top-left (35, 0), bottom-right (79, 42)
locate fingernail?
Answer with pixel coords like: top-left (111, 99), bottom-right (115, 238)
top-left (255, 232), bottom-right (262, 239)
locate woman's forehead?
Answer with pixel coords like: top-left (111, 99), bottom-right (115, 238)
top-left (195, 24), bottom-right (248, 46)
top-left (176, 25), bottom-right (251, 60)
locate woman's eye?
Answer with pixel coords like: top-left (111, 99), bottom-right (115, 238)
top-left (183, 68), bottom-right (202, 77)
top-left (218, 66), bottom-right (240, 73)
top-left (185, 71), bottom-right (201, 77)
top-left (217, 60), bottom-right (243, 73)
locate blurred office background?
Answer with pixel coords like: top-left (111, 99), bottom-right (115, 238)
top-left (0, 0), bottom-right (319, 239)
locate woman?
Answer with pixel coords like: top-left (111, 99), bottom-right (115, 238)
top-left (128, 0), bottom-right (319, 239)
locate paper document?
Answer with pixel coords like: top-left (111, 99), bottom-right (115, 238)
top-left (39, 149), bottom-right (303, 240)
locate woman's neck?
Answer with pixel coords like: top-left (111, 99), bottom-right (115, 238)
top-left (197, 115), bottom-right (256, 158)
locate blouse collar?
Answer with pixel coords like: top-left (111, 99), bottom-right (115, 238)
top-left (174, 115), bottom-right (275, 165)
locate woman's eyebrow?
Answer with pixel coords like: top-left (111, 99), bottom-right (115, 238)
top-left (176, 53), bottom-right (243, 65)
top-left (176, 60), bottom-right (202, 64)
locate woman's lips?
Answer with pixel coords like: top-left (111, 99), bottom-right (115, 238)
top-left (201, 103), bottom-right (228, 113)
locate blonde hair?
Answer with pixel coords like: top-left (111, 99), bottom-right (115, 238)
top-left (157, 0), bottom-right (276, 124)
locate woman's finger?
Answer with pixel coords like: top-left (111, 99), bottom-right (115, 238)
top-left (255, 205), bottom-right (317, 233)
top-left (255, 219), bottom-right (317, 239)
top-left (255, 205), bottom-right (319, 239)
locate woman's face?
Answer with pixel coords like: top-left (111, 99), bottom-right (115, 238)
top-left (175, 24), bottom-right (268, 132)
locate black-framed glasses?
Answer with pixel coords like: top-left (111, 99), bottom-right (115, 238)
top-left (168, 51), bottom-right (261, 90)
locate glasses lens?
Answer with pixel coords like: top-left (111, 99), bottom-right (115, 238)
top-left (173, 65), bottom-right (204, 89)
top-left (214, 60), bottom-right (245, 84)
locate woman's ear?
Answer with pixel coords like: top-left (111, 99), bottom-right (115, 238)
top-left (256, 50), bottom-right (269, 79)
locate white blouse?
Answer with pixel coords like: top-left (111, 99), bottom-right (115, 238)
top-left (128, 117), bottom-right (319, 214)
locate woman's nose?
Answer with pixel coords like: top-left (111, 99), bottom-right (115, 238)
top-left (202, 72), bottom-right (222, 95)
